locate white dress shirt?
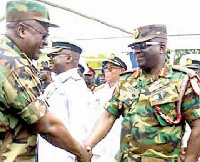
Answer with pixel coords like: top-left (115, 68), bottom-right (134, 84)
top-left (93, 82), bottom-right (122, 162)
top-left (38, 68), bottom-right (94, 162)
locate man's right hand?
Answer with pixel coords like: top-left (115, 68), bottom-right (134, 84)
top-left (76, 145), bottom-right (92, 162)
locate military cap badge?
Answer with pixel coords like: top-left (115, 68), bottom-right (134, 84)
top-left (109, 54), bottom-right (115, 60)
top-left (133, 28), bottom-right (140, 39)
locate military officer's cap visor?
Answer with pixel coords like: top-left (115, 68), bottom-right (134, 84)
top-left (46, 48), bottom-right (63, 57)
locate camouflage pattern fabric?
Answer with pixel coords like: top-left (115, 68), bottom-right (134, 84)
top-left (105, 64), bottom-right (200, 162)
top-left (128, 24), bottom-right (167, 46)
top-left (0, 35), bottom-right (47, 161)
top-left (6, 0), bottom-right (58, 27)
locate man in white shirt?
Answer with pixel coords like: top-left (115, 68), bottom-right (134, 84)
top-left (38, 41), bottom-right (94, 162)
top-left (92, 54), bottom-right (127, 162)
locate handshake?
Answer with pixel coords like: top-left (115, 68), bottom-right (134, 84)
top-left (75, 145), bottom-right (93, 162)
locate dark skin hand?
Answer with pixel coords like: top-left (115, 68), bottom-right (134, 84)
top-left (34, 110), bottom-right (92, 162)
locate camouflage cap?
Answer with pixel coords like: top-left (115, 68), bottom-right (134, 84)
top-left (6, 0), bottom-right (58, 27)
top-left (128, 24), bottom-right (167, 47)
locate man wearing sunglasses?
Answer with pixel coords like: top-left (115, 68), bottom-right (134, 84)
top-left (0, 1), bottom-right (91, 161)
top-left (85, 24), bottom-right (200, 162)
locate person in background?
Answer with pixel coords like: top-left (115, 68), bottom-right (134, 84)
top-left (85, 24), bottom-right (200, 162)
top-left (40, 66), bottom-right (52, 93)
top-left (41, 60), bottom-right (49, 68)
top-left (184, 58), bottom-right (200, 76)
top-left (38, 41), bottom-right (94, 162)
top-left (181, 57), bottom-right (200, 160)
top-left (92, 55), bottom-right (127, 162)
top-left (78, 63), bottom-right (85, 77)
top-left (0, 0), bottom-right (91, 161)
top-left (84, 69), bottom-right (96, 92)
top-left (98, 71), bottom-right (106, 85)
top-left (95, 69), bottom-right (106, 86)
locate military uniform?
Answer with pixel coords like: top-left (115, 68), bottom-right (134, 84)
top-left (105, 65), bottom-right (200, 162)
top-left (103, 24), bottom-right (200, 162)
top-left (0, 0), bottom-right (57, 161)
top-left (0, 35), bottom-right (47, 161)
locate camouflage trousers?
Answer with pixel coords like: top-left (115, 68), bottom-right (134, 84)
top-left (119, 156), bottom-right (182, 162)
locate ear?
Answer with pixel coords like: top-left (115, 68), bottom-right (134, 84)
top-left (160, 44), bottom-right (166, 54)
top-left (65, 54), bottom-right (72, 63)
top-left (121, 68), bottom-right (126, 73)
top-left (15, 23), bottom-right (26, 39)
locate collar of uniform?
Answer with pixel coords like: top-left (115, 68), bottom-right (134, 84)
top-left (132, 64), bottom-right (173, 79)
top-left (157, 64), bottom-right (173, 78)
top-left (105, 81), bottom-right (118, 89)
top-left (0, 35), bottom-right (37, 70)
top-left (1, 35), bottom-right (24, 57)
top-left (1, 35), bottom-right (33, 64)
top-left (55, 68), bottom-right (81, 83)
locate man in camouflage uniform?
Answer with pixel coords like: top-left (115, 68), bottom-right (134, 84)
top-left (0, 1), bottom-right (91, 161)
top-left (85, 24), bottom-right (200, 162)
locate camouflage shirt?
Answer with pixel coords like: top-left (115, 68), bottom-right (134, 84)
top-left (0, 35), bottom-right (47, 161)
top-left (105, 65), bottom-right (200, 161)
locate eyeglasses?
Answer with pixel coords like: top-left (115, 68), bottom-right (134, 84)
top-left (103, 66), bottom-right (121, 72)
top-left (130, 42), bottom-right (160, 50)
top-left (20, 22), bottom-right (49, 40)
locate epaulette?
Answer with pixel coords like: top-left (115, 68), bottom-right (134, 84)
top-left (172, 65), bottom-right (200, 95)
top-left (172, 65), bottom-right (197, 77)
top-left (93, 83), bottom-right (106, 92)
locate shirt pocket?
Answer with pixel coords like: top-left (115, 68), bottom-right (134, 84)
top-left (149, 84), bottom-right (180, 126)
top-left (118, 88), bottom-right (140, 115)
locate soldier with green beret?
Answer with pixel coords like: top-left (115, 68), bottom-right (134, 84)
top-left (0, 0), bottom-right (91, 161)
top-left (85, 24), bottom-right (200, 162)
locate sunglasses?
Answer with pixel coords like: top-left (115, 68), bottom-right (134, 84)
top-left (20, 22), bottom-right (49, 40)
top-left (130, 42), bottom-right (160, 50)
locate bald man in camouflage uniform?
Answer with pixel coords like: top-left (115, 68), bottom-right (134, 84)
top-left (0, 1), bottom-right (91, 161)
top-left (85, 24), bottom-right (200, 162)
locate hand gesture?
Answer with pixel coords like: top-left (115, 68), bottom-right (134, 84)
top-left (75, 145), bottom-right (92, 162)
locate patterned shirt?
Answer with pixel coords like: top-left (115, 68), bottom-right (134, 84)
top-left (0, 35), bottom-right (47, 161)
top-left (105, 65), bottom-right (200, 161)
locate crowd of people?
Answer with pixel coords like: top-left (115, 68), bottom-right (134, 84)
top-left (1, 0), bottom-right (200, 162)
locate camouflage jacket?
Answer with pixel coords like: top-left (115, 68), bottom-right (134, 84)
top-left (0, 35), bottom-right (47, 161)
top-left (105, 64), bottom-right (200, 161)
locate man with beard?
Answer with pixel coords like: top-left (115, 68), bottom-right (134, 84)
top-left (85, 24), bottom-right (200, 162)
top-left (0, 1), bottom-right (91, 161)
